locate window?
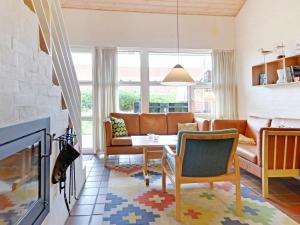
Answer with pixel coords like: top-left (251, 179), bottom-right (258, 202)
top-left (117, 49), bottom-right (212, 117)
top-left (72, 50), bottom-right (94, 151)
top-left (117, 52), bottom-right (141, 113)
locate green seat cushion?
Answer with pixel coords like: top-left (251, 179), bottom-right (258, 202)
top-left (111, 117), bottom-right (128, 137)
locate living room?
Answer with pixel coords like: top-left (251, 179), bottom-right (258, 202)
top-left (0, 0), bottom-right (299, 225)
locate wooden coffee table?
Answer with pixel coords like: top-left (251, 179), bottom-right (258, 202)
top-left (131, 135), bottom-right (177, 186)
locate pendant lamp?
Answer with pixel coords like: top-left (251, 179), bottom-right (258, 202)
top-left (161, 0), bottom-right (195, 86)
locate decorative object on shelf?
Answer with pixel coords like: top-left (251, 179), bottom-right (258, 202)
top-left (257, 48), bottom-right (272, 63)
top-left (275, 43), bottom-right (286, 59)
top-left (276, 67), bottom-right (293, 84)
top-left (285, 67), bottom-right (294, 82)
top-left (297, 43), bottom-right (300, 50)
top-left (259, 73), bottom-right (267, 85)
top-left (161, 0), bottom-right (195, 86)
top-left (276, 69), bottom-right (286, 84)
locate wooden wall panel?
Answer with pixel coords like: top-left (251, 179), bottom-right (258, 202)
top-left (60, 0), bottom-right (246, 16)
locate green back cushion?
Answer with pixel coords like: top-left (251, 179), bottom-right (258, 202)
top-left (176, 129), bottom-right (237, 177)
top-left (111, 117), bottom-right (128, 137)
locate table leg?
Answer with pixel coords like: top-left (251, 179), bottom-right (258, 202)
top-left (143, 147), bottom-right (149, 186)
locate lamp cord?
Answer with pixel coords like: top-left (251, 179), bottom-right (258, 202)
top-left (177, 0), bottom-right (179, 64)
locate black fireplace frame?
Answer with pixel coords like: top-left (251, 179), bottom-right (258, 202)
top-left (0, 117), bottom-right (50, 225)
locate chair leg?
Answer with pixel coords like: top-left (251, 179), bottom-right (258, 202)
top-left (234, 155), bottom-right (242, 217)
top-left (175, 180), bottom-right (181, 221)
top-left (262, 172), bottom-right (269, 198)
top-left (162, 159), bottom-right (166, 193)
top-left (104, 154), bottom-right (108, 168)
top-left (235, 178), bottom-right (242, 217)
top-left (209, 182), bottom-right (214, 190)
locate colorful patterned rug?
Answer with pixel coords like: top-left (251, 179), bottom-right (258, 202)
top-left (103, 164), bottom-right (297, 225)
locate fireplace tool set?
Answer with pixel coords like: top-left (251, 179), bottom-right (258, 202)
top-left (51, 128), bottom-right (80, 215)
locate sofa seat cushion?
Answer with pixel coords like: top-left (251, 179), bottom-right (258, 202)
top-left (111, 137), bottom-right (132, 146)
top-left (237, 144), bottom-right (258, 164)
top-left (140, 113), bottom-right (167, 135)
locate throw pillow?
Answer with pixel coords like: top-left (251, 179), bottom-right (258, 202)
top-left (239, 134), bottom-right (256, 145)
top-left (178, 123), bottom-right (198, 132)
top-left (111, 117), bottom-right (128, 137)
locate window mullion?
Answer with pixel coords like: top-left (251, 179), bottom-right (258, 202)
top-left (140, 49), bottom-right (149, 113)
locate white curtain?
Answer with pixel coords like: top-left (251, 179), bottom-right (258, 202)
top-left (94, 47), bottom-right (117, 153)
top-left (212, 49), bottom-right (238, 119)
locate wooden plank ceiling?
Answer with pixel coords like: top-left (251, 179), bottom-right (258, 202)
top-left (60, 0), bottom-right (246, 16)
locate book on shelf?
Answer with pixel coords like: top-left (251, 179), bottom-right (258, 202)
top-left (290, 66), bottom-right (300, 81)
top-left (259, 73), bottom-right (267, 85)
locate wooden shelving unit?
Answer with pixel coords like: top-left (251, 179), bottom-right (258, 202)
top-left (252, 54), bottom-right (300, 87)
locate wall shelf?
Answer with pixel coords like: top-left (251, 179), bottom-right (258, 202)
top-left (255, 81), bottom-right (300, 88)
top-left (252, 54), bottom-right (300, 87)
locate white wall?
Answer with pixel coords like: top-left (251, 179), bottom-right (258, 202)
top-left (0, 1), bottom-right (85, 225)
top-left (63, 9), bottom-right (235, 50)
top-left (235, 0), bottom-right (300, 119)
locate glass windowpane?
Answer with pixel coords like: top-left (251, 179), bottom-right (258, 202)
top-left (149, 52), bottom-right (212, 82)
top-left (81, 120), bottom-right (93, 149)
top-left (149, 86), bottom-right (188, 113)
top-left (118, 86), bottom-right (141, 113)
top-left (80, 85), bottom-right (93, 117)
top-left (72, 52), bottom-right (93, 81)
top-left (190, 88), bottom-right (212, 117)
top-left (118, 52), bottom-right (141, 82)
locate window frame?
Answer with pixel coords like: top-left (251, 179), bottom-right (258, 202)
top-left (117, 48), bottom-right (212, 114)
top-left (72, 47), bottom-right (96, 153)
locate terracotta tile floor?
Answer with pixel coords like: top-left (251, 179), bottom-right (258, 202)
top-left (65, 155), bottom-right (300, 225)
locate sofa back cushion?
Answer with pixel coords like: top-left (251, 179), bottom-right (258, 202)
top-left (213, 120), bottom-right (247, 134)
top-left (245, 116), bottom-right (271, 141)
top-left (167, 113), bottom-right (194, 134)
top-left (110, 113), bottom-right (140, 135)
top-left (271, 118), bottom-right (300, 128)
top-left (140, 113), bottom-right (167, 135)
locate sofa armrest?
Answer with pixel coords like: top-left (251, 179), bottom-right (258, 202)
top-left (103, 118), bottom-right (112, 147)
top-left (213, 119), bottom-right (247, 134)
top-left (194, 117), bottom-right (210, 131)
top-left (258, 127), bottom-right (300, 167)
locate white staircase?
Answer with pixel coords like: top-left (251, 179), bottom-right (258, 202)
top-left (25, 0), bottom-right (82, 146)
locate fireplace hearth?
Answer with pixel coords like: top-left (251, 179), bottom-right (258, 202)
top-left (0, 118), bottom-right (50, 225)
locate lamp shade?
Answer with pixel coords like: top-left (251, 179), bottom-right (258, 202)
top-left (161, 64), bottom-right (195, 86)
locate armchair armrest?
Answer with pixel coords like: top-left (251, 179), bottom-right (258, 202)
top-left (194, 117), bottom-right (210, 131)
top-left (258, 127), bottom-right (300, 167)
top-left (163, 145), bottom-right (176, 157)
top-left (103, 118), bottom-right (112, 147)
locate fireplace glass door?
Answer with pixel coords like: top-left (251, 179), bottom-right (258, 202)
top-left (0, 118), bottom-right (50, 225)
top-left (0, 143), bottom-right (41, 225)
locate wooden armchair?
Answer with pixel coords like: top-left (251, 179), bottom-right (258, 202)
top-left (262, 129), bottom-right (300, 198)
top-left (161, 129), bottom-right (242, 221)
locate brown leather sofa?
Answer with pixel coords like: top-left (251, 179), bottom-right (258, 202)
top-left (103, 112), bottom-right (210, 165)
top-left (213, 116), bottom-right (300, 197)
